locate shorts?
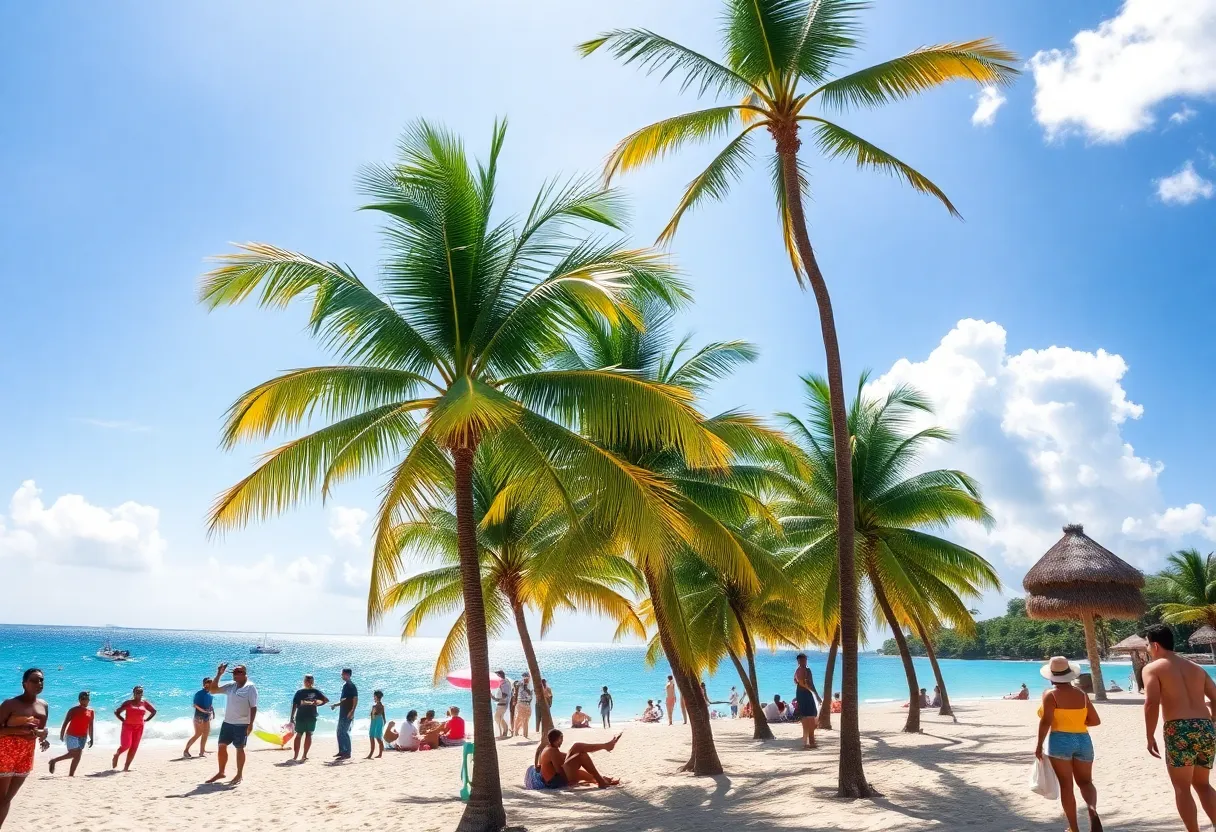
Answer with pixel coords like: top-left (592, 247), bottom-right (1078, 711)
top-left (218, 721), bottom-right (249, 749)
top-left (1047, 731), bottom-right (1094, 763)
top-left (730, 705), bottom-right (738, 717)
top-left (194, 714), bottom-right (211, 724)
top-left (65, 735), bottom-right (88, 752)
top-left (294, 715), bottom-right (317, 734)
top-left (543, 771), bottom-right (568, 789)
top-left (0, 735), bottom-right (35, 777)
top-left (1165, 718), bottom-right (1216, 769)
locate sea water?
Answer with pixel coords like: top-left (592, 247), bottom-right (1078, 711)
top-left (1, 624), bottom-right (1135, 747)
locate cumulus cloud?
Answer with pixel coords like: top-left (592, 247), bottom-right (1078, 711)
top-left (1029, 0), bottom-right (1216, 142)
top-left (1155, 161), bottom-right (1216, 204)
top-left (0, 480), bottom-right (166, 570)
top-left (76, 418), bottom-right (152, 433)
top-left (327, 506), bottom-right (369, 546)
top-left (869, 320), bottom-right (1210, 582)
top-left (971, 86), bottom-right (1007, 127)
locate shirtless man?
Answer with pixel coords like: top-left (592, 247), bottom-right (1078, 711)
top-left (0, 668), bottom-right (50, 829)
top-left (535, 729), bottom-right (621, 789)
top-left (1143, 624), bottom-right (1216, 832)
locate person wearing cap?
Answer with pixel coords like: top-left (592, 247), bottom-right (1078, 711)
top-left (1034, 656), bottom-right (1102, 832)
top-left (205, 662), bottom-right (258, 785)
top-left (513, 672), bottom-right (534, 739)
top-left (493, 670), bottom-right (511, 739)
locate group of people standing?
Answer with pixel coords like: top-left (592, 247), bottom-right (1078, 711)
top-left (492, 669), bottom-right (554, 739)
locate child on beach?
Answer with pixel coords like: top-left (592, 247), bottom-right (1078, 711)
top-left (48, 692), bottom-right (93, 776)
top-left (366, 690), bottom-right (385, 759)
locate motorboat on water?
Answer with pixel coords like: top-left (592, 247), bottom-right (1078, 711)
top-left (250, 635), bottom-right (281, 655)
top-left (96, 641), bottom-right (131, 662)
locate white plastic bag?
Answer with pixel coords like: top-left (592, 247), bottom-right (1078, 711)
top-left (1028, 756), bottom-right (1059, 800)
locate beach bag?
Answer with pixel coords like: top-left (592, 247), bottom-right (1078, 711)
top-left (1028, 757), bottom-right (1059, 800)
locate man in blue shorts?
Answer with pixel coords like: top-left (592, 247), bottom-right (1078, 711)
top-left (205, 663), bottom-right (258, 785)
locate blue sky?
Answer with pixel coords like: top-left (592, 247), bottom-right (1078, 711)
top-left (2, 0), bottom-right (1214, 640)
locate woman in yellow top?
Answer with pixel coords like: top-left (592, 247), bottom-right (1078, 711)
top-left (1035, 656), bottom-right (1103, 832)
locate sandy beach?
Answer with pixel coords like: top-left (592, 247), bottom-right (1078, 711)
top-left (6, 693), bottom-right (1197, 831)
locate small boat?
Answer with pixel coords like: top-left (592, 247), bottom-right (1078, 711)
top-left (96, 641), bottom-right (131, 662)
top-left (249, 635), bottom-right (281, 655)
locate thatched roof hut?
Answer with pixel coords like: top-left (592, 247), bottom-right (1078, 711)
top-left (1189, 625), bottom-right (1216, 646)
top-left (1109, 634), bottom-right (1149, 654)
top-left (1023, 524), bottom-right (1145, 701)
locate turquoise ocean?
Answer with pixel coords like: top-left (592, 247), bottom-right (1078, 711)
top-left (2, 624), bottom-right (1137, 748)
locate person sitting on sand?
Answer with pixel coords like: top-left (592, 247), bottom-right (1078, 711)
top-left (931, 686), bottom-right (942, 708)
top-left (902, 688), bottom-right (931, 710)
top-left (1107, 680), bottom-right (1122, 693)
top-left (763, 694), bottom-right (789, 723)
top-left (1035, 656), bottom-right (1102, 832)
top-left (423, 707), bottom-right (465, 748)
top-left (831, 692), bottom-right (842, 714)
top-left (417, 709), bottom-right (439, 746)
top-left (530, 729), bottom-right (621, 789)
top-left (385, 710), bottom-right (419, 750)
top-left (640, 700), bottom-right (660, 723)
top-left (1004, 683), bottom-right (1030, 701)
top-left (571, 706), bottom-right (591, 728)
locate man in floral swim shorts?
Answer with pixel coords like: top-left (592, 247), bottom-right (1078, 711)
top-left (0, 668), bottom-right (50, 828)
top-left (1144, 624), bottom-right (1216, 832)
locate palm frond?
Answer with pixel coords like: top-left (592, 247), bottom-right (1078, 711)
top-left (578, 29), bottom-right (758, 98)
top-left (657, 125), bottom-right (763, 246)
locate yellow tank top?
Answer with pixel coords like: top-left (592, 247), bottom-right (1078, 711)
top-left (1038, 703), bottom-right (1088, 733)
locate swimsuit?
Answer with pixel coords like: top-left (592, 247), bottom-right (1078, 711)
top-left (0, 736), bottom-right (35, 778)
top-left (1164, 718), bottom-right (1216, 769)
top-left (369, 714), bottom-right (385, 740)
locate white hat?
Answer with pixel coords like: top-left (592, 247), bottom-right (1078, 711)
top-left (1040, 656), bottom-right (1081, 683)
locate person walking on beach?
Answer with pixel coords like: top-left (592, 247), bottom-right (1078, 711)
top-left (331, 668), bottom-right (357, 759)
top-left (206, 662), bottom-right (258, 786)
top-left (289, 674), bottom-right (328, 762)
top-left (598, 686), bottom-right (614, 729)
top-left (183, 677), bottom-right (214, 758)
top-left (366, 690), bottom-right (386, 759)
top-left (794, 653), bottom-right (820, 749)
top-left (1034, 656), bottom-right (1102, 832)
top-left (112, 685), bottom-right (156, 771)
top-left (513, 672), bottom-right (534, 739)
top-left (1143, 624), bottom-right (1216, 832)
top-left (494, 669), bottom-right (511, 739)
top-left (729, 687), bottom-right (739, 719)
top-left (665, 675), bottom-right (676, 726)
top-left (49, 691), bottom-right (93, 776)
top-left (536, 679), bottom-right (553, 732)
top-left (0, 669), bottom-right (50, 829)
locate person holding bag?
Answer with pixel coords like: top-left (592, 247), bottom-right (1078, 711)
top-left (1034, 656), bottom-right (1103, 832)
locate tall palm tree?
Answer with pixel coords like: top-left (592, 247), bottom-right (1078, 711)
top-left (559, 300), bottom-right (798, 773)
top-left (199, 121), bottom-right (717, 832)
top-left (779, 375), bottom-right (998, 733)
top-left (579, 0), bottom-right (1018, 796)
top-left (379, 437), bottom-right (647, 735)
top-left (1156, 549), bottom-right (1216, 658)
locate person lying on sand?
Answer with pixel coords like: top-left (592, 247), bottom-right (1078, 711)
top-left (1004, 683), bottom-right (1030, 701)
top-left (533, 729), bottom-right (621, 789)
top-left (570, 706), bottom-right (590, 728)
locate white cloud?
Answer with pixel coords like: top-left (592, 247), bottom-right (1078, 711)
top-left (1169, 104), bottom-right (1198, 125)
top-left (1029, 0), bottom-right (1216, 142)
top-left (76, 418), bottom-right (152, 433)
top-left (869, 320), bottom-right (1212, 585)
top-left (327, 506), bottom-right (368, 546)
top-left (328, 559), bottom-right (371, 597)
top-left (971, 86), bottom-right (1007, 127)
top-left (1155, 160), bottom-right (1216, 204)
top-left (0, 480), bottom-right (166, 570)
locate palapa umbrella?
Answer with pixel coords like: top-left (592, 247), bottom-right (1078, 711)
top-left (1188, 625), bottom-right (1216, 661)
top-left (1023, 524), bottom-right (1145, 701)
top-left (1110, 633), bottom-right (1150, 692)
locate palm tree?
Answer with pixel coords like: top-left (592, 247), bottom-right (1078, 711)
top-left (779, 375), bottom-right (998, 733)
top-left (559, 300), bottom-right (798, 773)
top-left (199, 120), bottom-right (717, 832)
top-left (579, 0), bottom-right (1018, 796)
top-left (1155, 549), bottom-right (1216, 658)
top-left (379, 437), bottom-right (647, 735)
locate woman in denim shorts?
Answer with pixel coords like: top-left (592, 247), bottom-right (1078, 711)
top-left (1034, 656), bottom-right (1103, 832)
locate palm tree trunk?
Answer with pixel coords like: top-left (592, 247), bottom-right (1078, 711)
top-left (644, 570), bottom-right (722, 775)
top-left (818, 629), bottom-right (840, 730)
top-left (871, 572), bottom-right (920, 733)
top-left (510, 600), bottom-right (553, 735)
top-left (772, 121), bottom-right (867, 797)
top-left (913, 618), bottom-right (954, 720)
top-left (726, 646), bottom-right (773, 740)
top-left (452, 444), bottom-right (506, 832)
top-left (1082, 615), bottom-right (1107, 702)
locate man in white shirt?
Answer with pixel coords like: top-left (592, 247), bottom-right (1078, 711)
top-left (513, 672), bottom-right (534, 739)
top-left (493, 670), bottom-right (511, 739)
top-left (762, 694), bottom-right (787, 724)
top-left (204, 662), bottom-right (258, 785)
top-left (729, 687), bottom-right (740, 718)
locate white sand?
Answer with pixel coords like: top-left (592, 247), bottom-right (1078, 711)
top-left (6, 694), bottom-right (1197, 830)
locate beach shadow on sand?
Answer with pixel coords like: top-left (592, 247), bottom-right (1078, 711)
top-left (85, 769), bottom-right (123, 778)
top-left (164, 782), bottom-right (239, 798)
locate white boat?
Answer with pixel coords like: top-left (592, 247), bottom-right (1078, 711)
top-left (96, 641), bottom-right (131, 662)
top-left (249, 635), bottom-right (281, 655)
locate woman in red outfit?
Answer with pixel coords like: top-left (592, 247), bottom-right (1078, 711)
top-left (112, 687), bottom-right (156, 772)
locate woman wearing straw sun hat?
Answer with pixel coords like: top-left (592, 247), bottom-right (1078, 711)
top-left (1035, 656), bottom-right (1104, 832)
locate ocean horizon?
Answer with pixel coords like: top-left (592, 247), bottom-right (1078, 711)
top-left (3, 623), bottom-right (1133, 748)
